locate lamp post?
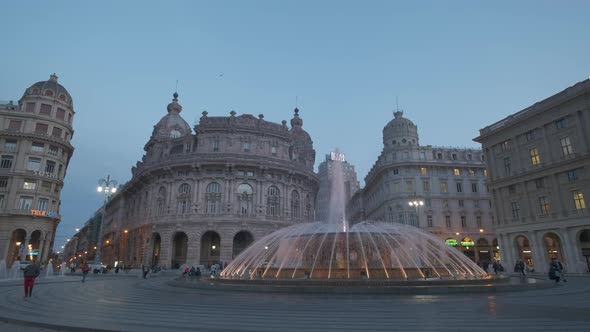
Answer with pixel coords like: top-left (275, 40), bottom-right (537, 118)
top-left (95, 175), bottom-right (118, 264)
top-left (408, 199), bottom-right (424, 227)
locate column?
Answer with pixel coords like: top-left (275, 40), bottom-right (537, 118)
top-left (220, 235), bottom-right (233, 264)
top-left (186, 233), bottom-right (200, 267)
top-left (22, 236), bottom-right (31, 262)
top-left (499, 234), bottom-right (514, 269)
top-left (159, 233), bottom-right (171, 269)
top-left (576, 110), bottom-right (590, 153)
top-left (530, 231), bottom-right (547, 273)
top-left (561, 228), bottom-right (581, 272)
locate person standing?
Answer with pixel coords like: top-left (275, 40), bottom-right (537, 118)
top-left (549, 258), bottom-right (561, 283)
top-left (23, 261), bottom-right (41, 298)
top-left (81, 262), bottom-right (90, 283)
top-left (142, 265), bottom-right (149, 279)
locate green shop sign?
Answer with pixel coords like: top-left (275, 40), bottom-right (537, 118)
top-left (445, 238), bottom-right (458, 246)
top-left (461, 237), bottom-right (474, 247)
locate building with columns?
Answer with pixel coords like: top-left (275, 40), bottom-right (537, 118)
top-left (0, 74), bottom-right (75, 266)
top-left (474, 79), bottom-right (590, 274)
top-left (348, 110), bottom-right (497, 263)
top-left (99, 94), bottom-right (318, 268)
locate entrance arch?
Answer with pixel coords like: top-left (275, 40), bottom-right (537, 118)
top-left (8, 229), bottom-right (26, 266)
top-left (232, 231), bottom-right (254, 258)
top-left (476, 238), bottom-right (490, 262)
top-left (152, 233), bottom-right (161, 267)
top-left (200, 231), bottom-right (221, 265)
top-left (514, 235), bottom-right (533, 266)
top-left (579, 229), bottom-right (590, 272)
top-left (543, 232), bottom-right (563, 262)
top-left (28, 230), bottom-right (42, 262)
top-left (171, 232), bottom-right (188, 269)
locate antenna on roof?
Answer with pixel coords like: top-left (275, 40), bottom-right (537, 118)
top-left (175, 80), bottom-right (179, 93)
top-left (295, 95), bottom-right (298, 108)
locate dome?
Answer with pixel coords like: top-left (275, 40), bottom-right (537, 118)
top-left (383, 110), bottom-right (419, 148)
top-left (288, 107), bottom-right (311, 142)
top-left (22, 74), bottom-right (73, 105)
top-left (152, 93), bottom-right (191, 139)
top-left (221, 221), bottom-right (487, 280)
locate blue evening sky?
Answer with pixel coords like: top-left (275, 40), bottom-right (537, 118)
top-left (1, 1), bottom-right (588, 250)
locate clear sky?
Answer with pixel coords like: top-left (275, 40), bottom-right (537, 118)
top-left (1, 1), bottom-right (588, 251)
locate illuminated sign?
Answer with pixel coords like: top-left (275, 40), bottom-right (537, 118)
top-left (445, 238), bottom-right (458, 246)
top-left (31, 210), bottom-right (59, 218)
top-left (330, 152), bottom-right (345, 162)
top-left (461, 237), bottom-right (475, 247)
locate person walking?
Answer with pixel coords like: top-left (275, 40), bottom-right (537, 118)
top-left (549, 258), bottom-right (561, 283)
top-left (556, 259), bottom-right (567, 282)
top-left (81, 262), bottom-right (90, 283)
top-left (142, 265), bottom-right (149, 279)
top-left (23, 261), bottom-right (41, 298)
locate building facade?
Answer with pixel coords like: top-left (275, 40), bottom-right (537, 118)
top-left (316, 151), bottom-right (359, 223)
top-left (0, 74), bottom-right (75, 266)
top-left (348, 111), bottom-right (497, 263)
top-left (100, 94), bottom-right (319, 268)
top-left (474, 79), bottom-right (590, 274)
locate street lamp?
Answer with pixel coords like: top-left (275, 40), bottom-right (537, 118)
top-left (95, 175), bottom-right (118, 264)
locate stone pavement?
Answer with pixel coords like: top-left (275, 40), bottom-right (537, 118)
top-left (0, 274), bottom-right (589, 332)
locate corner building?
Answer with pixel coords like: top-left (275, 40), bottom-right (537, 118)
top-left (101, 94), bottom-right (318, 268)
top-left (0, 74), bottom-right (75, 265)
top-left (475, 79), bottom-right (590, 273)
top-left (348, 111), bottom-right (497, 262)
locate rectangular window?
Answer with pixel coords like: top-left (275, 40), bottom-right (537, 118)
top-left (474, 200), bottom-right (480, 208)
top-left (467, 154), bottom-right (472, 160)
top-left (393, 168), bottom-right (399, 175)
top-left (567, 170), bottom-right (578, 182)
top-left (423, 180), bottom-right (430, 192)
top-left (247, 171), bottom-right (254, 177)
top-left (243, 142), bottom-right (250, 152)
top-left (51, 127), bottom-right (62, 138)
top-left (437, 153), bottom-right (443, 160)
top-left (501, 140), bottom-right (511, 151)
top-left (425, 199), bottom-right (432, 208)
top-left (406, 180), bottom-right (413, 192)
top-left (41, 181), bottom-right (52, 192)
top-left (484, 169), bottom-right (488, 177)
top-left (0, 195), bottom-right (4, 208)
top-left (0, 177), bottom-right (8, 188)
top-left (503, 157), bottom-right (511, 175)
top-left (452, 154), bottom-right (457, 160)
top-left (392, 182), bottom-right (400, 193)
top-left (25, 102), bottom-right (35, 112)
top-left (45, 160), bottom-right (56, 174)
top-left (35, 123), bottom-right (48, 134)
top-left (530, 148), bottom-right (541, 165)
top-left (508, 185), bottom-right (516, 194)
top-left (420, 167), bottom-right (427, 175)
top-left (456, 182), bottom-right (463, 193)
top-left (37, 198), bottom-right (49, 211)
top-left (420, 152), bottom-right (426, 160)
top-left (58, 164), bottom-right (63, 177)
top-left (511, 202), bottom-right (520, 220)
top-left (445, 216), bottom-right (451, 228)
top-left (476, 216), bottom-right (482, 228)
top-left (56, 108), bottom-right (66, 120)
top-left (539, 196), bottom-right (550, 215)
top-left (453, 168), bottom-right (460, 176)
top-left (18, 196), bottom-right (33, 211)
top-left (23, 180), bottom-right (37, 190)
top-left (458, 200), bottom-right (464, 208)
top-left (471, 183), bottom-right (477, 192)
top-left (0, 155), bottom-right (13, 169)
top-left (560, 137), bottom-right (573, 156)
top-left (440, 182), bottom-right (448, 193)
top-left (535, 178), bottom-right (545, 189)
top-left (271, 146), bottom-right (277, 156)
top-left (31, 142), bottom-right (44, 152)
top-left (555, 118), bottom-right (567, 129)
top-left (461, 216), bottom-right (467, 228)
top-left (40, 104), bottom-right (52, 116)
top-left (48, 145), bottom-right (58, 156)
top-left (469, 169), bottom-right (475, 176)
top-left (427, 215), bottom-right (433, 228)
top-left (26, 157), bottom-right (42, 171)
top-left (4, 139), bottom-right (17, 151)
top-left (212, 140), bottom-right (219, 152)
top-left (525, 130), bottom-right (534, 142)
top-left (573, 191), bottom-right (586, 210)
top-left (8, 120), bottom-right (22, 131)
top-left (443, 200), bottom-right (449, 208)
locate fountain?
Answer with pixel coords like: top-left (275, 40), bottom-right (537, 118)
top-left (60, 263), bottom-right (67, 276)
top-left (9, 261), bottom-right (21, 279)
top-left (45, 262), bottom-right (53, 277)
top-left (0, 260), bottom-right (7, 280)
top-left (222, 153), bottom-right (486, 281)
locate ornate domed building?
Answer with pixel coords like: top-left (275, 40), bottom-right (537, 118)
top-left (0, 74), bottom-right (75, 265)
top-left (101, 94), bottom-right (318, 268)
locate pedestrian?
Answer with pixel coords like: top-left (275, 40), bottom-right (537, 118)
top-left (23, 261), bottom-right (41, 298)
top-left (492, 261), bottom-right (499, 275)
top-left (556, 259), bottom-right (567, 282)
top-left (515, 259), bottom-right (526, 276)
top-left (81, 262), bottom-right (90, 283)
top-left (142, 265), bottom-right (149, 279)
top-left (195, 267), bottom-right (201, 277)
top-left (182, 266), bottom-right (189, 277)
top-left (549, 258), bottom-right (561, 283)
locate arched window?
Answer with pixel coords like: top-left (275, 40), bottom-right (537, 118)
top-left (291, 190), bottom-right (301, 219)
top-left (58, 94), bottom-right (67, 101)
top-left (177, 183), bottom-right (191, 215)
top-left (44, 90), bottom-right (54, 97)
top-left (237, 183), bottom-right (254, 216)
top-left (267, 186), bottom-right (280, 217)
top-left (156, 186), bottom-right (166, 216)
top-left (206, 182), bottom-right (222, 215)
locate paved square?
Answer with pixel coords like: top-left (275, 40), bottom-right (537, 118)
top-left (0, 274), bottom-right (589, 331)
